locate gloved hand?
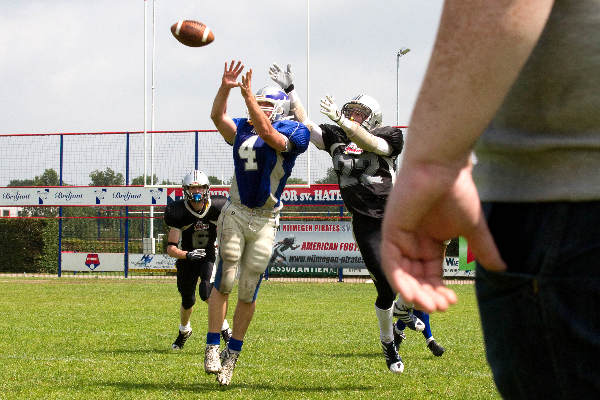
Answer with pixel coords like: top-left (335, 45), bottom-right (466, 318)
top-left (320, 95), bottom-right (343, 123)
top-left (186, 248), bottom-right (206, 261)
top-left (269, 63), bottom-right (294, 91)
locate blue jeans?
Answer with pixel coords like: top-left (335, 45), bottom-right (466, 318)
top-left (476, 201), bottom-right (600, 399)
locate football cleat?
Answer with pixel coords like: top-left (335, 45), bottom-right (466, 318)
top-left (217, 347), bottom-right (240, 386)
top-left (172, 329), bottom-right (192, 350)
top-left (428, 340), bottom-right (446, 357)
top-left (221, 327), bottom-right (232, 344)
top-left (393, 302), bottom-right (425, 332)
top-left (381, 341), bottom-right (404, 374)
top-left (393, 325), bottom-right (406, 352)
top-left (204, 344), bottom-right (222, 374)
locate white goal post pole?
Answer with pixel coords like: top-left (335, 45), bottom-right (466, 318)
top-left (149, 0), bottom-right (157, 253)
top-left (396, 47), bottom-right (410, 126)
top-left (143, 0), bottom-right (148, 187)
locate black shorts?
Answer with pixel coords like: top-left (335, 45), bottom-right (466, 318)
top-left (176, 259), bottom-right (214, 299)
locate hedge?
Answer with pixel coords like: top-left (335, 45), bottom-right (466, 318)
top-left (0, 219), bottom-right (58, 273)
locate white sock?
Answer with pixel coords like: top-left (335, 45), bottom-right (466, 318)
top-left (179, 323), bottom-right (191, 333)
top-left (426, 336), bottom-right (435, 345)
top-left (375, 304), bottom-right (394, 343)
top-left (221, 319), bottom-right (230, 331)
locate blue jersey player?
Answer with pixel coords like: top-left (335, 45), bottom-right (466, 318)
top-left (204, 60), bottom-right (310, 386)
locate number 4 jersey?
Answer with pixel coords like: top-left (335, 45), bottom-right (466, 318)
top-left (229, 118), bottom-right (310, 209)
top-left (320, 124), bottom-right (404, 219)
top-left (163, 196), bottom-right (228, 262)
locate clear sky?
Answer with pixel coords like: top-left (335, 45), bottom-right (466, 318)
top-left (0, 0), bottom-right (443, 135)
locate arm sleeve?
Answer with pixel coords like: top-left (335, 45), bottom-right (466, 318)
top-left (280, 121), bottom-right (311, 154)
top-left (339, 118), bottom-right (394, 156)
top-left (288, 89), bottom-right (325, 150)
top-left (371, 126), bottom-right (404, 157)
top-left (163, 203), bottom-right (179, 228)
top-left (320, 124), bottom-right (348, 154)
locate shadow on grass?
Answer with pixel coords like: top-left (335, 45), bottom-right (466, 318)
top-left (94, 348), bottom-right (202, 356)
top-left (316, 350), bottom-right (445, 362)
top-left (97, 380), bottom-right (374, 394)
top-left (318, 352), bottom-right (379, 359)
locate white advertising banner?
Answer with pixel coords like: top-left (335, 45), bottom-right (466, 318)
top-left (61, 252), bottom-right (124, 272)
top-left (129, 254), bottom-right (176, 270)
top-left (0, 187), bottom-right (166, 206)
top-left (61, 253), bottom-right (178, 272)
top-left (268, 221), bottom-right (363, 276)
top-left (443, 256), bottom-right (473, 277)
top-left (342, 257), bottom-right (465, 277)
top-left (269, 222), bottom-right (470, 278)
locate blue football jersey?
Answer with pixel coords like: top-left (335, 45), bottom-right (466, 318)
top-left (229, 118), bottom-right (310, 209)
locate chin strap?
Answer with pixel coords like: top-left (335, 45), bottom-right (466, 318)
top-left (288, 90), bottom-right (307, 123)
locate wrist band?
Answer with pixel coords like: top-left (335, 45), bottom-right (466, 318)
top-left (167, 242), bottom-right (179, 247)
top-left (284, 84), bottom-right (294, 94)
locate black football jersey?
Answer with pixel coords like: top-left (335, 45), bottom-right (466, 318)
top-left (163, 195), bottom-right (228, 262)
top-left (320, 124), bottom-right (403, 218)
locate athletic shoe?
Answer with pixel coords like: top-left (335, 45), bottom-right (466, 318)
top-left (204, 344), bottom-right (221, 374)
top-left (394, 325), bottom-right (406, 352)
top-left (221, 327), bottom-right (232, 344)
top-left (381, 340), bottom-right (404, 374)
top-left (217, 347), bottom-right (240, 386)
top-left (393, 302), bottom-right (425, 332)
top-left (171, 329), bottom-right (192, 350)
top-left (428, 340), bottom-right (446, 357)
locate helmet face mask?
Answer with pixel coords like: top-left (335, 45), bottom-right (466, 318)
top-left (252, 86), bottom-right (291, 122)
top-left (341, 94), bottom-right (382, 131)
top-left (342, 103), bottom-right (371, 125)
top-left (182, 170), bottom-right (210, 203)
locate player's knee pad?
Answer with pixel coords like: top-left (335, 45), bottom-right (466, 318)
top-left (214, 214), bottom-right (243, 294)
top-left (238, 266), bottom-right (264, 303)
top-left (214, 256), bottom-right (238, 295)
top-left (199, 280), bottom-right (213, 302)
top-left (181, 293), bottom-right (196, 310)
top-left (246, 234), bottom-right (276, 275)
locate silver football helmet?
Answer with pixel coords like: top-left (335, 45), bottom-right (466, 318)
top-left (341, 94), bottom-right (383, 131)
top-left (182, 170), bottom-right (210, 203)
top-left (254, 86), bottom-right (291, 122)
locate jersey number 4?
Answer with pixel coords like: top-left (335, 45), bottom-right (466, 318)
top-left (238, 136), bottom-right (259, 171)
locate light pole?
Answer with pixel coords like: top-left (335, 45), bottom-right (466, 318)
top-left (396, 47), bottom-right (410, 126)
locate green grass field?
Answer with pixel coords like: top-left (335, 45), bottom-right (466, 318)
top-left (0, 277), bottom-right (499, 400)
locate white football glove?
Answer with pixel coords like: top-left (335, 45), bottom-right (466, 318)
top-left (320, 95), bottom-right (343, 123)
top-left (269, 63), bottom-right (294, 91)
top-left (186, 248), bottom-right (206, 261)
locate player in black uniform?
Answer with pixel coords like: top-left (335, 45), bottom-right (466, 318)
top-left (270, 63), bottom-right (445, 372)
top-left (164, 170), bottom-right (231, 350)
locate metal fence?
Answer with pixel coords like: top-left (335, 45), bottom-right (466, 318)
top-left (0, 129), bottom-right (335, 187)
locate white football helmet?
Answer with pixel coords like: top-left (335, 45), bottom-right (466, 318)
top-left (182, 170), bottom-right (210, 203)
top-left (253, 86), bottom-right (291, 122)
top-left (341, 94), bottom-right (383, 131)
